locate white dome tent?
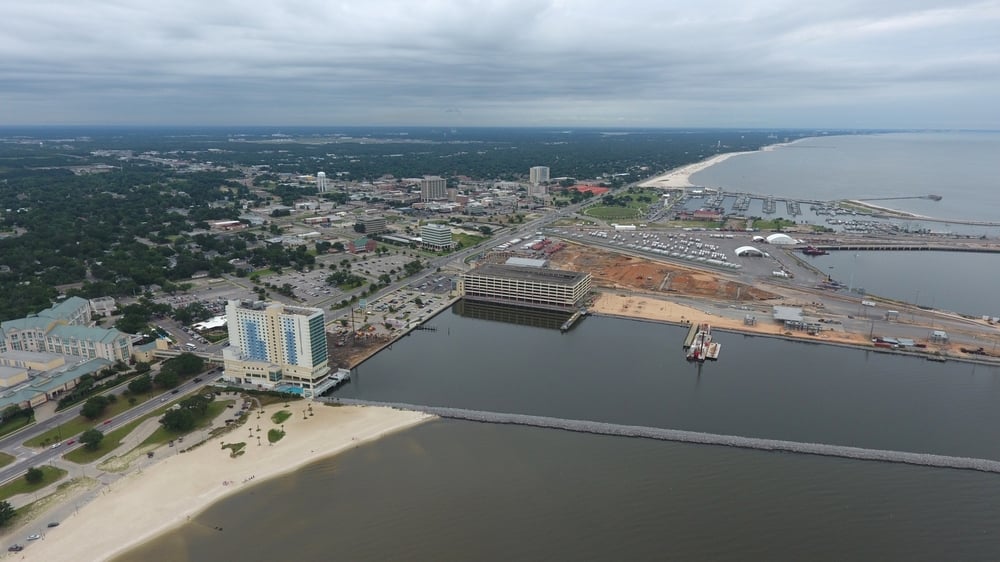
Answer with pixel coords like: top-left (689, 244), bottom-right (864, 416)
top-left (765, 233), bottom-right (797, 245)
top-left (734, 246), bottom-right (764, 257)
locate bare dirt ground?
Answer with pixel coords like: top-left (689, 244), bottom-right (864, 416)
top-left (549, 242), bottom-right (778, 301)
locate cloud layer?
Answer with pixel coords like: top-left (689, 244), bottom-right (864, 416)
top-left (2, 0), bottom-right (998, 128)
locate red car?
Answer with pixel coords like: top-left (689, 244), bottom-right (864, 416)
top-left (65, 439), bottom-right (75, 445)
top-left (103, 419), bottom-right (112, 425)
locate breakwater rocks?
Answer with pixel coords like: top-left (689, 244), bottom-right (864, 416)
top-left (324, 398), bottom-right (1000, 474)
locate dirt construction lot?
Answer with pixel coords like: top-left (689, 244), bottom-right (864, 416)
top-left (549, 243), bottom-right (777, 302)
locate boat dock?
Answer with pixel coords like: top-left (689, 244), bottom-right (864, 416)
top-left (560, 309), bottom-right (588, 332)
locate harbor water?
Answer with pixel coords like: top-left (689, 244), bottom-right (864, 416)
top-left (123, 310), bottom-right (1000, 561)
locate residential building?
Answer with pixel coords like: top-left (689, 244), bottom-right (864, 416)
top-left (459, 264), bottom-right (592, 311)
top-left (421, 223), bottom-right (453, 250)
top-left (223, 300), bottom-right (332, 395)
top-left (529, 166), bottom-right (550, 185)
top-left (420, 176), bottom-right (447, 201)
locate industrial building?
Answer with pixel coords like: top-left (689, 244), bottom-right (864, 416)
top-left (459, 264), bottom-right (592, 311)
top-left (223, 300), bottom-right (335, 396)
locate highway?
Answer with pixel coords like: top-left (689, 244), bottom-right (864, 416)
top-left (0, 372), bottom-right (224, 486)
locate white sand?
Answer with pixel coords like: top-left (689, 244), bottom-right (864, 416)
top-left (638, 151), bottom-right (754, 189)
top-left (26, 404), bottom-right (433, 562)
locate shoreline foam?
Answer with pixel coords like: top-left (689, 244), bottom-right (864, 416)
top-left (25, 404), bottom-right (433, 562)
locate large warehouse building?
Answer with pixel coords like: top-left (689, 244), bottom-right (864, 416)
top-left (459, 264), bottom-right (592, 311)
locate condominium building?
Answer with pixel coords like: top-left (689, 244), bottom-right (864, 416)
top-left (420, 176), bottom-right (447, 201)
top-left (529, 166), bottom-right (550, 185)
top-left (421, 223), bottom-right (453, 250)
top-left (223, 300), bottom-right (332, 395)
top-left (459, 264), bottom-right (592, 311)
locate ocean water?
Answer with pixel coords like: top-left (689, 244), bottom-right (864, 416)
top-left (690, 132), bottom-right (1000, 222)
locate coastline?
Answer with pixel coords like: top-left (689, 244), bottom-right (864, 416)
top-left (638, 137), bottom-right (807, 190)
top-left (24, 404), bottom-right (434, 562)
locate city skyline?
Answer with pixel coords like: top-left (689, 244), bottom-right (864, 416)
top-left (2, 1), bottom-right (998, 129)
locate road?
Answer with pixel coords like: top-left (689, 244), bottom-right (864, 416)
top-left (0, 372), bottom-right (225, 486)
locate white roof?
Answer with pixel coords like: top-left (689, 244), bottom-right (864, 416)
top-left (734, 246), bottom-right (764, 256)
top-left (766, 233), bottom-right (796, 244)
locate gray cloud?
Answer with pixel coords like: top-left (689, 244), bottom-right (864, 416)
top-left (1, 0), bottom-right (998, 127)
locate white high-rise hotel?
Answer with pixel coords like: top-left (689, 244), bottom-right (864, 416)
top-left (223, 300), bottom-right (332, 395)
top-left (529, 166), bottom-right (550, 185)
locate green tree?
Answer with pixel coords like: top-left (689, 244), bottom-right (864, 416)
top-left (24, 466), bottom-right (43, 484)
top-left (80, 428), bottom-right (104, 450)
top-left (160, 408), bottom-right (196, 432)
top-left (0, 500), bottom-right (15, 527)
top-left (478, 225), bottom-right (492, 235)
top-left (128, 374), bottom-right (153, 394)
top-left (80, 395), bottom-right (110, 420)
top-left (154, 371), bottom-right (180, 389)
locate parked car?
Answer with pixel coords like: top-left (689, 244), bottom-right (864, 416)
top-left (7, 544), bottom-right (22, 552)
top-left (27, 534), bottom-right (41, 541)
top-left (47, 522), bottom-right (60, 528)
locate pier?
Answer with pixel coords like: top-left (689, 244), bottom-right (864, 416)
top-left (560, 309), bottom-right (587, 332)
top-left (320, 399), bottom-right (1000, 475)
top-left (814, 244), bottom-right (1000, 253)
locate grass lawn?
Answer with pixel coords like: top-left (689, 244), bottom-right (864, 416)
top-left (454, 233), bottom-right (485, 248)
top-left (0, 415), bottom-right (34, 439)
top-left (24, 391), bottom-right (158, 448)
top-left (584, 205), bottom-right (643, 220)
top-left (750, 218), bottom-right (797, 230)
top-left (0, 466), bottom-right (67, 501)
top-left (270, 410), bottom-right (292, 424)
top-left (0, 452), bottom-right (15, 468)
top-left (63, 418), bottom-right (146, 464)
top-left (140, 400), bottom-right (233, 447)
top-left (267, 429), bottom-right (285, 443)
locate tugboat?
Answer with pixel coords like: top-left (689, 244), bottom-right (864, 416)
top-left (801, 245), bottom-right (829, 256)
top-left (684, 323), bottom-right (720, 363)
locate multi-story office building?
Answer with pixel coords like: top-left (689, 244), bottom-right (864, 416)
top-left (459, 264), bottom-right (592, 311)
top-left (357, 214), bottom-right (387, 235)
top-left (421, 223), bottom-right (453, 250)
top-left (529, 166), bottom-right (550, 185)
top-left (223, 300), bottom-right (331, 395)
top-left (420, 176), bottom-right (447, 201)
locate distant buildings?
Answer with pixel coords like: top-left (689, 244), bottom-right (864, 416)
top-left (420, 176), bottom-right (447, 201)
top-left (420, 223), bottom-right (453, 250)
top-left (529, 166), bottom-right (550, 185)
top-left (223, 300), bottom-right (332, 396)
top-left (459, 264), bottom-right (592, 311)
top-left (348, 236), bottom-right (377, 254)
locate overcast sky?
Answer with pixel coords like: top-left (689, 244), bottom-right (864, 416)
top-left (2, 0), bottom-right (998, 128)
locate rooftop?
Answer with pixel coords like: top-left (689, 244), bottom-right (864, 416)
top-left (465, 264), bottom-right (590, 286)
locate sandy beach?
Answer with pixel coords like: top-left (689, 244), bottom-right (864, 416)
top-left (23, 404), bottom-right (433, 562)
top-left (638, 151), bottom-right (754, 189)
